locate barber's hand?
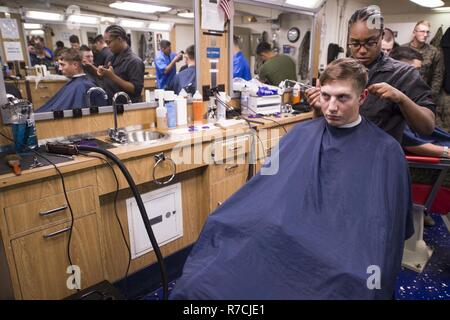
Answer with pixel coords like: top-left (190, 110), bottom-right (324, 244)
top-left (368, 82), bottom-right (405, 104)
top-left (97, 62), bottom-right (114, 78)
top-left (175, 53), bottom-right (184, 62)
top-left (305, 79), bottom-right (322, 110)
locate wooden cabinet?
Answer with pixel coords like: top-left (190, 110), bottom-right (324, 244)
top-left (12, 214), bottom-right (103, 300)
top-left (27, 80), bottom-right (66, 109)
top-left (207, 135), bottom-right (251, 213)
top-left (0, 170), bottom-right (104, 299)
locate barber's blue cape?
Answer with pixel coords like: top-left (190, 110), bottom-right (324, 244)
top-left (171, 117), bottom-right (413, 300)
top-left (36, 75), bottom-right (107, 112)
top-left (403, 125), bottom-right (450, 147)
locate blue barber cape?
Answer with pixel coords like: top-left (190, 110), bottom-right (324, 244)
top-left (167, 65), bottom-right (196, 95)
top-left (36, 75), bottom-right (107, 112)
top-left (403, 125), bottom-right (450, 147)
top-left (170, 117), bottom-right (413, 300)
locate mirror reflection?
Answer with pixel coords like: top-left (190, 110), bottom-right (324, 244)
top-left (233, 3), bottom-right (313, 85)
top-left (0, 0), bottom-right (195, 113)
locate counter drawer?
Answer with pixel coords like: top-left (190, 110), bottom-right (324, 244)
top-left (209, 163), bottom-right (248, 181)
top-left (5, 186), bottom-right (96, 236)
top-left (211, 135), bottom-right (250, 163)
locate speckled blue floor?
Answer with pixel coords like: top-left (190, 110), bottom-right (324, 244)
top-left (395, 213), bottom-right (450, 300)
top-left (142, 214), bottom-right (450, 300)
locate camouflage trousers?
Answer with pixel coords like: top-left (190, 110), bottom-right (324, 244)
top-left (436, 90), bottom-right (450, 132)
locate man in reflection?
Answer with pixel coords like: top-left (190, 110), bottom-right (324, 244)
top-left (69, 35), bottom-right (81, 49)
top-left (256, 41), bottom-right (296, 86)
top-left (166, 45), bottom-right (196, 95)
top-left (98, 25), bottom-right (145, 103)
top-left (80, 45), bottom-right (98, 84)
top-left (36, 49), bottom-right (107, 112)
top-left (93, 35), bottom-right (113, 67)
top-left (233, 35), bottom-right (251, 80)
top-left (155, 39), bottom-right (183, 89)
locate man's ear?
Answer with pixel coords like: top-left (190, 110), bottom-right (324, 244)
top-left (359, 88), bottom-right (369, 105)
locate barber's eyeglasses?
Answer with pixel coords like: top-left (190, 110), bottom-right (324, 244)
top-left (348, 33), bottom-right (383, 50)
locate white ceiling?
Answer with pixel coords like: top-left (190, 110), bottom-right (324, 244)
top-left (354, 0), bottom-right (450, 15)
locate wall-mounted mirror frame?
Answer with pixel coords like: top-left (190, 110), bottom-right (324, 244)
top-left (229, 0), bottom-right (321, 91)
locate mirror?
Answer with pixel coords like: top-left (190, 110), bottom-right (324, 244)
top-left (232, 2), bottom-right (314, 85)
top-left (0, 0), bottom-right (196, 115)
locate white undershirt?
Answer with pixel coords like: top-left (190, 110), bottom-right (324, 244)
top-left (71, 73), bottom-right (86, 78)
top-left (338, 115), bottom-right (362, 128)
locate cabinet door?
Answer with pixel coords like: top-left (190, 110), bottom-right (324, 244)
top-left (210, 173), bottom-right (247, 212)
top-left (11, 214), bottom-right (103, 299)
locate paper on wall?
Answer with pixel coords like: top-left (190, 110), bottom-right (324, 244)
top-left (4, 41), bottom-right (24, 61)
top-left (0, 18), bottom-right (19, 39)
top-left (201, 0), bottom-right (225, 32)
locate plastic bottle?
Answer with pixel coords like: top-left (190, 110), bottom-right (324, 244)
top-left (26, 109), bottom-right (38, 150)
top-left (145, 89), bottom-right (151, 102)
top-left (192, 90), bottom-right (203, 124)
top-left (240, 85), bottom-right (249, 116)
top-left (292, 83), bottom-right (301, 105)
top-left (175, 91), bottom-right (188, 126)
top-left (156, 97), bottom-right (167, 129)
top-left (164, 91), bottom-right (177, 128)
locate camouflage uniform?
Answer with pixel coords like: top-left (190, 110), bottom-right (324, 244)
top-left (402, 42), bottom-right (444, 101)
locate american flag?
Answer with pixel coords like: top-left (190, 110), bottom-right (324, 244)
top-left (218, 0), bottom-right (235, 21)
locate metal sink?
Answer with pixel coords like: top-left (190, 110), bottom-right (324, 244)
top-left (124, 130), bottom-right (168, 144)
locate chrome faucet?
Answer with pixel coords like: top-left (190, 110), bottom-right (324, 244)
top-left (86, 87), bottom-right (108, 108)
top-left (108, 91), bottom-right (131, 144)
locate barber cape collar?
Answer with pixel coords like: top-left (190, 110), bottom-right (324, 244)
top-left (170, 116), bottom-right (412, 300)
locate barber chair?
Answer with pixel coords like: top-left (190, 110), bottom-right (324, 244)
top-left (402, 155), bottom-right (450, 273)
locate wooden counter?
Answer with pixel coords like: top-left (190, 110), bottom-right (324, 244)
top-left (0, 111), bottom-right (313, 299)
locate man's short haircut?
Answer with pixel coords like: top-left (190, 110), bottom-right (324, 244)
top-left (383, 28), bottom-right (395, 42)
top-left (56, 41), bottom-right (64, 48)
top-left (79, 45), bottom-right (91, 52)
top-left (415, 20), bottom-right (431, 29)
top-left (390, 46), bottom-right (424, 62)
top-left (348, 6), bottom-right (384, 32)
top-left (319, 58), bottom-right (368, 94)
top-left (94, 34), bottom-right (104, 43)
top-left (256, 42), bottom-right (272, 55)
top-left (160, 40), bottom-right (171, 50)
top-left (69, 35), bottom-right (80, 44)
top-left (58, 48), bottom-right (82, 65)
top-left (186, 44), bottom-right (195, 60)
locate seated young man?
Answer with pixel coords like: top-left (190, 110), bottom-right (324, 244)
top-left (390, 46), bottom-right (450, 159)
top-left (36, 48), bottom-right (107, 112)
top-left (170, 58), bottom-right (413, 300)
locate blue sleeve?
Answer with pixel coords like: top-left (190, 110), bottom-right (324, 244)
top-left (155, 54), bottom-right (167, 76)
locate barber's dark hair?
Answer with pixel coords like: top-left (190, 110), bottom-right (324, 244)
top-left (390, 46), bottom-right (423, 62)
top-left (79, 45), bottom-right (91, 52)
top-left (233, 35), bottom-right (241, 47)
top-left (160, 40), bottom-right (171, 50)
top-left (56, 41), bottom-right (64, 48)
top-left (319, 58), bottom-right (368, 94)
top-left (105, 25), bottom-right (128, 41)
top-left (69, 35), bottom-right (80, 44)
top-left (256, 41), bottom-right (272, 55)
top-left (348, 6), bottom-right (384, 31)
top-left (186, 44), bottom-right (195, 60)
top-left (94, 34), bottom-right (104, 43)
top-left (58, 48), bottom-right (82, 64)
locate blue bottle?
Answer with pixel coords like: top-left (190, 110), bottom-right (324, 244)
top-left (164, 91), bottom-right (177, 129)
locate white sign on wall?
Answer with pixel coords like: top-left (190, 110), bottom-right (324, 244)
top-left (0, 18), bottom-right (19, 39)
top-left (4, 41), bottom-right (24, 61)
